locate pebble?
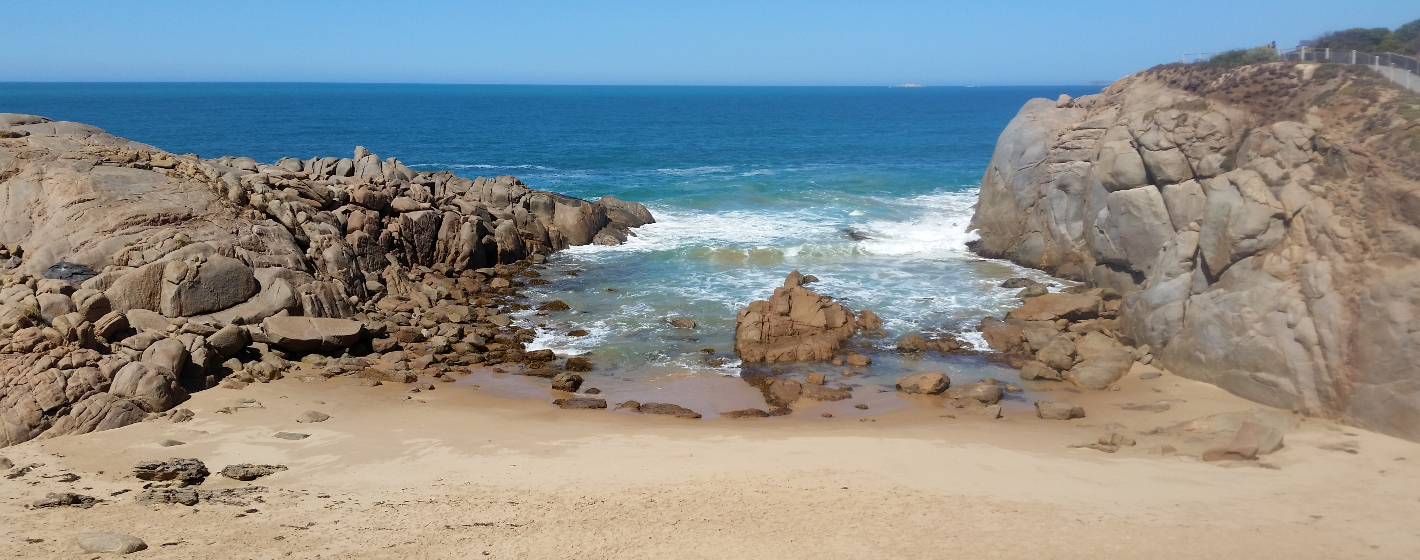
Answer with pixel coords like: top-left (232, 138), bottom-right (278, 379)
top-left (296, 410), bottom-right (331, 423)
top-left (273, 432), bottom-right (310, 440)
top-left (158, 439), bottom-right (185, 447)
top-left (854, 404), bottom-right (869, 410)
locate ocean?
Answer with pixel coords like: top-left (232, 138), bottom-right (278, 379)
top-left (0, 83), bottom-right (1096, 383)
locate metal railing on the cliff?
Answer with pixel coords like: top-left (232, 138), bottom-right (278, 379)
top-left (1182, 47), bottom-right (1420, 93)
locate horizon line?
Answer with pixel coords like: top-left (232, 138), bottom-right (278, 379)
top-left (0, 80), bottom-right (1115, 88)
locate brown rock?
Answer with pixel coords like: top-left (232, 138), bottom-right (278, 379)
top-left (1020, 360), bottom-right (1062, 381)
top-left (722, 408), bottom-right (771, 418)
top-left (1006, 293), bottom-right (1102, 322)
top-left (945, 379), bottom-right (1004, 405)
top-left (637, 403), bottom-right (702, 419)
top-left (801, 384), bottom-right (852, 401)
top-left (1035, 400), bottom-right (1085, 420)
top-left (895, 372), bottom-right (951, 395)
top-left (895, 333), bottom-right (928, 353)
top-left (1202, 421), bottom-right (1284, 461)
top-left (1065, 347), bottom-right (1134, 390)
top-left (762, 378), bottom-right (803, 408)
top-left (259, 316), bottom-right (364, 353)
top-left (734, 272), bottom-right (859, 363)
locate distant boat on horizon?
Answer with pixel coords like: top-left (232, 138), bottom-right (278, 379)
top-left (890, 83), bottom-right (923, 88)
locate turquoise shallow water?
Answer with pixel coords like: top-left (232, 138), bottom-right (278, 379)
top-left (0, 83), bottom-right (1094, 383)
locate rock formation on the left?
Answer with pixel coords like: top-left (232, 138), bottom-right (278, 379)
top-left (0, 113), bottom-right (654, 447)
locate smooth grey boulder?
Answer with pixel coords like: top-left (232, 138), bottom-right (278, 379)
top-left (1140, 147), bottom-right (1194, 184)
top-left (945, 379), bottom-right (1004, 405)
top-left (1035, 400), bottom-right (1086, 420)
top-left (36, 292), bottom-right (76, 324)
top-left (141, 338), bottom-right (189, 379)
top-left (1159, 179), bottom-right (1206, 230)
top-left (125, 308), bottom-right (169, 332)
top-left (259, 316), bottom-right (364, 353)
top-left (206, 323), bottom-right (251, 357)
top-left (1096, 140), bottom-right (1148, 191)
top-left (599, 195), bottom-right (656, 227)
top-left (1197, 171), bottom-right (1285, 277)
top-left (104, 261), bottom-right (165, 313)
top-left (75, 532), bottom-right (147, 554)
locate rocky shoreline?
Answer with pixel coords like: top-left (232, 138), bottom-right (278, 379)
top-left (0, 113), bottom-right (654, 448)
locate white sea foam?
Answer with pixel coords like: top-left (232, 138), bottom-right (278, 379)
top-left (654, 165), bottom-right (734, 176)
top-left (854, 190), bottom-right (980, 258)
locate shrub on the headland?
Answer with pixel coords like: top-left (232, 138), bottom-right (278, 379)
top-left (1199, 47), bottom-right (1280, 69)
top-left (1312, 18), bottom-right (1420, 56)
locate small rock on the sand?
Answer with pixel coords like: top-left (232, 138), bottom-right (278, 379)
top-left (583, 388), bottom-right (601, 394)
top-left (722, 409), bottom-right (771, 418)
top-left (1318, 441), bottom-right (1360, 454)
top-left (273, 432), bottom-right (310, 440)
top-left (1100, 432), bottom-right (1136, 447)
top-left (846, 354), bottom-right (870, 367)
top-left (1139, 370), bottom-right (1162, 380)
top-left (565, 356), bottom-right (593, 372)
top-left (0, 457), bottom-right (11, 469)
top-left (354, 379), bottom-right (382, 386)
top-left (1149, 444), bottom-right (1178, 456)
top-left (821, 413), bottom-right (834, 418)
top-left (1121, 401), bottom-right (1171, 413)
top-left (169, 409), bottom-right (194, 423)
top-left (855, 404), bottom-right (869, 410)
top-left (806, 372), bottom-right (826, 385)
top-left (31, 492), bottom-right (96, 509)
top-left (1069, 442), bottom-right (1118, 453)
top-left (132, 458), bottom-right (208, 486)
top-left (1202, 421), bottom-right (1284, 461)
top-left (895, 372), bottom-right (951, 395)
top-left (158, 439), bottom-right (185, 447)
top-left (552, 372), bottom-right (584, 392)
top-left (235, 398), bottom-right (263, 409)
top-left (637, 402), bottom-right (702, 419)
top-left (1035, 400), bottom-right (1086, 420)
top-left (220, 464), bottom-right (288, 481)
top-left (296, 410), bottom-right (331, 423)
top-left (76, 532), bottom-right (147, 554)
top-left (945, 379), bottom-right (1004, 405)
top-left (554, 397), bottom-right (607, 409)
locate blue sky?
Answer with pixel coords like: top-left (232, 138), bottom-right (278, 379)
top-left (2, 0), bottom-right (1415, 85)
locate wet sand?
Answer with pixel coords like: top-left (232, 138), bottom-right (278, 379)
top-left (3, 365), bottom-right (1420, 559)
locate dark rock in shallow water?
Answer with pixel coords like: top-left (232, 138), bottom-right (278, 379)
top-left (999, 277), bottom-right (1040, 289)
top-left (554, 397), bottom-right (607, 409)
top-left (723, 408), bottom-right (772, 418)
top-left (43, 261), bottom-right (98, 283)
top-left (551, 372), bottom-right (583, 392)
top-left (565, 356), bottom-right (593, 372)
top-left (636, 402), bottom-right (702, 419)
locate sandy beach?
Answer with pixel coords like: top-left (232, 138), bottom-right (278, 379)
top-left (4, 365), bottom-right (1418, 559)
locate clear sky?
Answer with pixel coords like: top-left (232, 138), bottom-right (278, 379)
top-left (2, 0), bottom-right (1415, 85)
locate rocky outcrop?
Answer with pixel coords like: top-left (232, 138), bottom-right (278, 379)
top-left (734, 271), bottom-right (871, 363)
top-left (0, 114), bottom-right (655, 447)
top-left (970, 63), bottom-right (1420, 441)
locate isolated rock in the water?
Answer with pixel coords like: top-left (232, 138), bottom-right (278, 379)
top-left (551, 371), bottom-right (584, 392)
top-left (1035, 400), bottom-right (1085, 420)
top-left (895, 372), bottom-right (951, 395)
top-left (75, 532), bottom-right (147, 554)
top-left (554, 397), bottom-right (607, 409)
top-left (895, 334), bottom-right (928, 353)
top-left (296, 410), bottom-right (330, 423)
top-left (999, 278), bottom-right (1039, 289)
top-left (133, 458), bottom-right (208, 486)
top-left (220, 463), bottom-right (288, 481)
top-left (669, 318), bottom-right (697, 329)
top-left (856, 309), bottom-right (884, 330)
top-left (946, 379), bottom-right (1004, 405)
top-left (734, 271), bottom-right (859, 363)
top-left (801, 384), bottom-right (852, 401)
top-left (31, 492), bottom-right (97, 508)
top-left (636, 402), bottom-right (703, 419)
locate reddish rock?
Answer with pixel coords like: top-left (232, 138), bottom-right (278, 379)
top-left (734, 271), bottom-right (859, 363)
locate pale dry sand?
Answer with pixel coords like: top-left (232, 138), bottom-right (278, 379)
top-left (3, 366), bottom-right (1419, 559)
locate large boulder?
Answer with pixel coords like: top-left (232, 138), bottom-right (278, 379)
top-left (259, 316), bottom-right (364, 353)
top-left (1006, 293), bottom-right (1101, 322)
top-left (160, 254), bottom-right (258, 317)
top-left (108, 361), bottom-right (187, 412)
top-left (734, 271), bottom-right (858, 363)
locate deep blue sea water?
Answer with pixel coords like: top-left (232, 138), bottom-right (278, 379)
top-left (1, 83), bottom-right (1095, 380)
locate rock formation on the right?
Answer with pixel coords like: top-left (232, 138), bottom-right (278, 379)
top-left (970, 62), bottom-right (1420, 441)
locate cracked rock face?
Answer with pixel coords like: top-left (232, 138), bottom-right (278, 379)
top-left (734, 271), bottom-right (864, 363)
top-left (969, 64), bottom-right (1420, 441)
